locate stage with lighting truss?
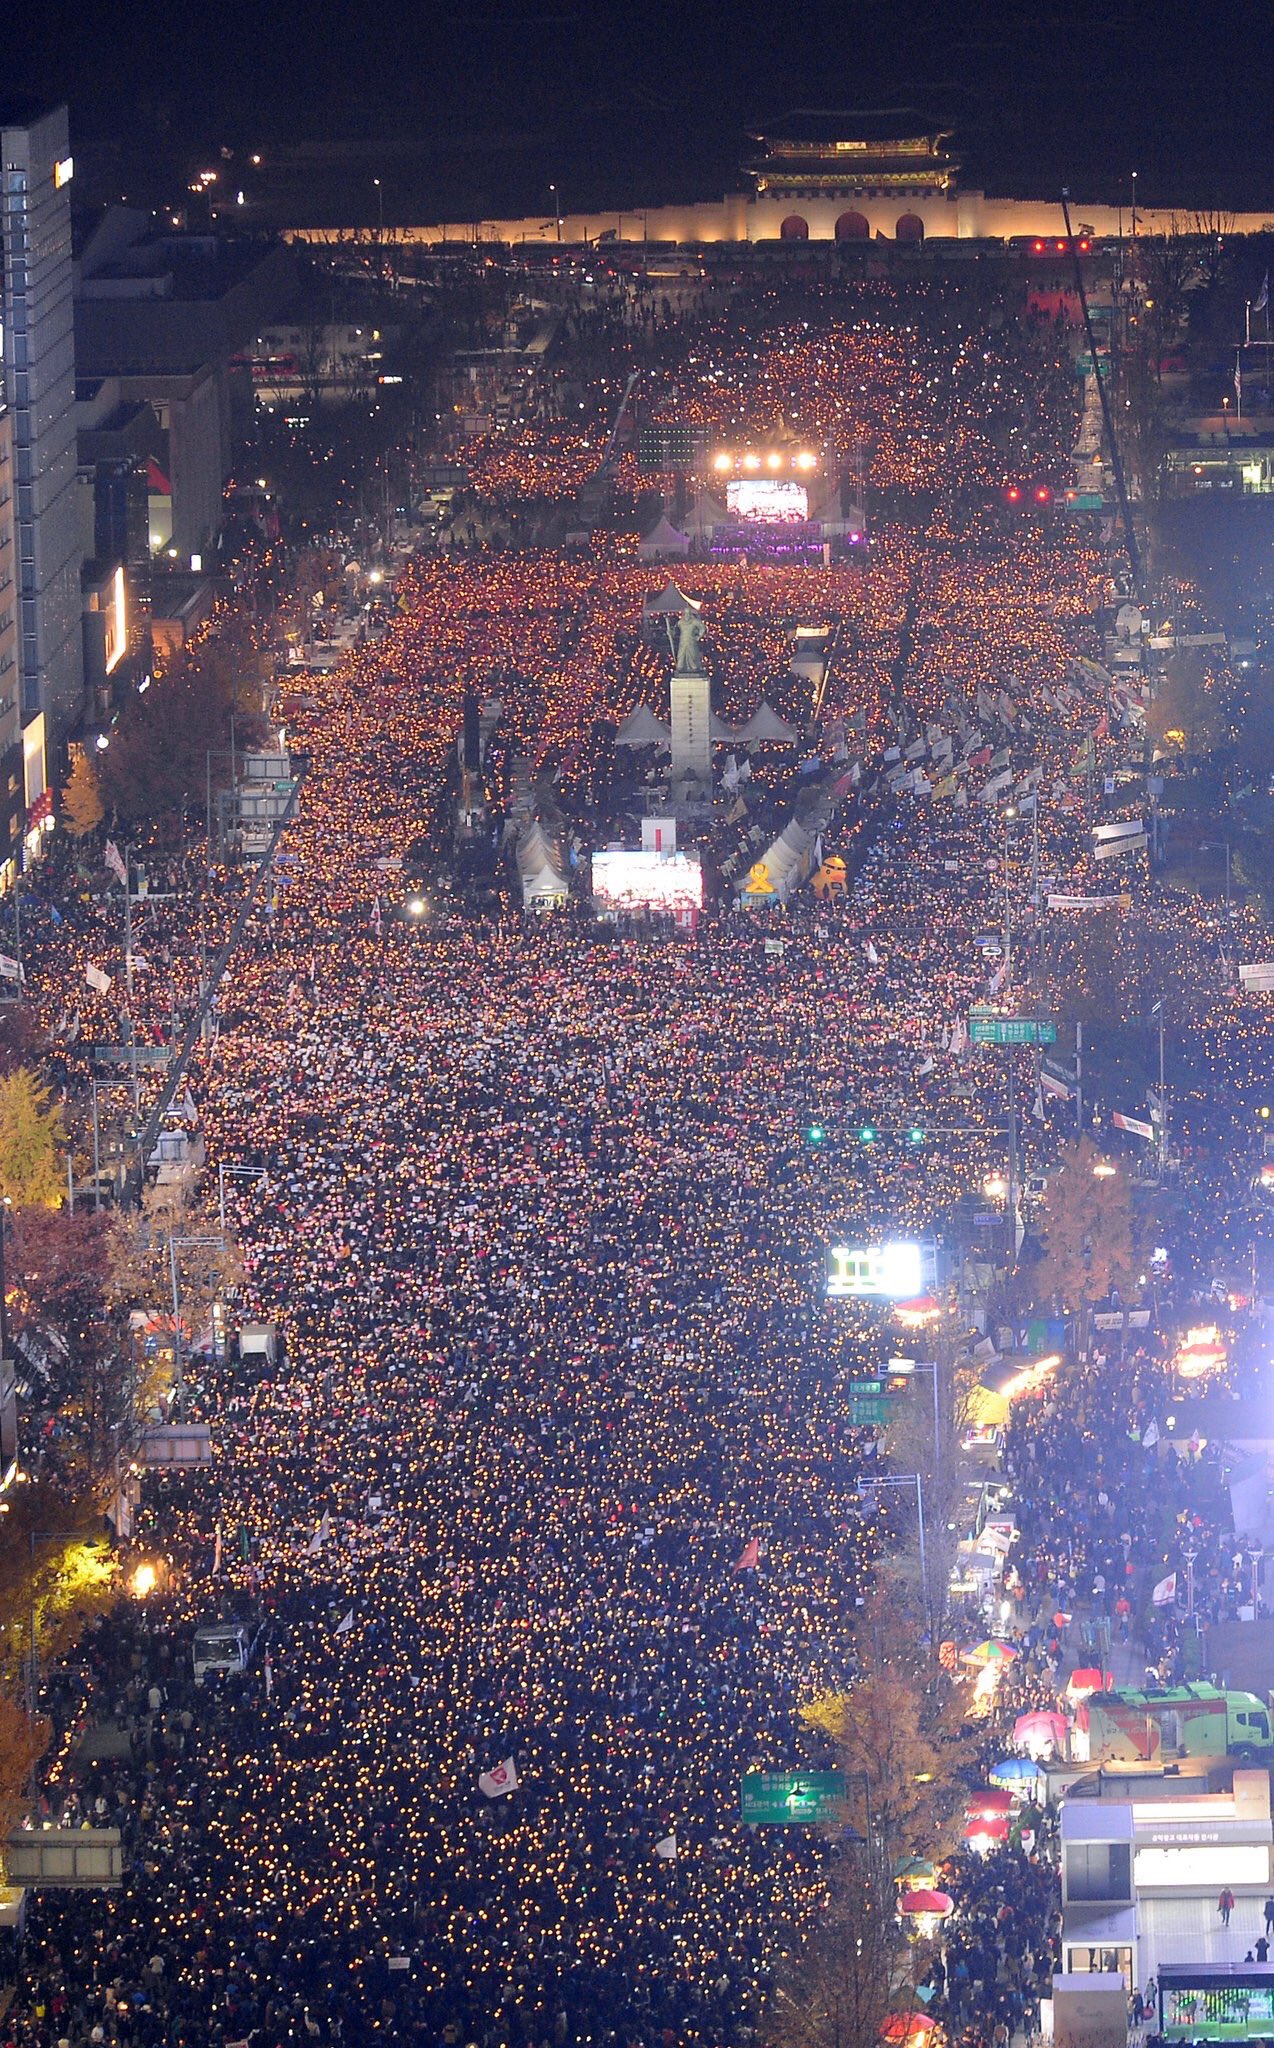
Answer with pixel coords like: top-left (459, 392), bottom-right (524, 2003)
top-left (692, 441), bottom-right (867, 562)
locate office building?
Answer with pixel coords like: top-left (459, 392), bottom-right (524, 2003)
top-left (0, 102), bottom-right (85, 789)
top-left (0, 350), bottom-right (23, 880)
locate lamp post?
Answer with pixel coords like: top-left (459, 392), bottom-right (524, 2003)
top-left (1181, 1541), bottom-right (1199, 1620)
top-left (218, 1162), bottom-right (267, 1235)
top-left (549, 185), bottom-right (562, 243)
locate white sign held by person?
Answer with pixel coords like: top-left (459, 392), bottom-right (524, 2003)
top-left (1152, 1572), bottom-right (1177, 1607)
top-left (654, 1834), bottom-right (678, 1859)
top-left (1238, 963), bottom-right (1274, 991)
top-left (0, 953), bottom-right (22, 983)
top-left (478, 1758), bottom-right (519, 1799)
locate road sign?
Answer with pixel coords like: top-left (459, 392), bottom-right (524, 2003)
top-left (850, 1394), bottom-right (893, 1426)
top-left (1075, 356), bottom-right (1111, 378)
top-left (740, 1771), bottom-right (847, 1825)
top-left (969, 1016), bottom-right (1057, 1045)
top-left (1065, 492), bottom-right (1104, 512)
top-left (91, 1045), bottom-right (171, 1068)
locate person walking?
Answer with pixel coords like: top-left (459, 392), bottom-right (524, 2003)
top-left (1264, 1894), bottom-right (1274, 1935)
top-left (1219, 1888), bottom-right (1236, 1928)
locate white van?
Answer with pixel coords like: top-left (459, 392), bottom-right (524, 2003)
top-left (192, 1620), bottom-right (256, 1685)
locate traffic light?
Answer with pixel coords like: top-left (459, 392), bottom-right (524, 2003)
top-left (859, 1124), bottom-right (877, 1145)
top-left (1002, 485), bottom-right (1023, 505)
top-left (906, 1126), bottom-right (926, 1145)
top-left (806, 1122), bottom-right (827, 1145)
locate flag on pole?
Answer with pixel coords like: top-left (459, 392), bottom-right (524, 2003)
top-left (371, 895), bottom-right (383, 937)
top-left (478, 1758), bottom-right (519, 1799)
top-left (865, 941), bottom-right (880, 966)
top-left (307, 1509), bottom-right (332, 1555)
top-left (1142, 1420), bottom-right (1160, 1451)
top-left (655, 1833), bottom-right (678, 1859)
top-left (734, 1537), bottom-right (761, 1573)
top-left (1255, 271), bottom-right (1270, 315)
top-left (104, 839), bottom-right (129, 887)
top-left (212, 1521), bottom-right (223, 1575)
top-left (1152, 1572), bottom-right (1177, 1607)
top-left (334, 1607), bottom-right (356, 1636)
top-left (264, 1651), bottom-right (273, 1700)
top-left (85, 961), bottom-right (112, 994)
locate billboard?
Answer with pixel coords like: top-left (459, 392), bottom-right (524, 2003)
top-left (592, 849), bottom-right (703, 915)
top-left (725, 480), bottom-right (808, 524)
top-left (827, 1242), bottom-right (925, 1299)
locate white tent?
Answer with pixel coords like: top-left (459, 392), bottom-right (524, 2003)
top-left (808, 483), bottom-right (866, 535)
top-left (641, 580), bottom-right (701, 620)
top-left (740, 816), bottom-right (822, 904)
top-left (682, 492), bottom-right (729, 540)
top-left (637, 515), bottom-right (690, 561)
top-left (734, 702), bottom-right (797, 744)
top-left (614, 704), bottom-right (672, 748)
top-left (516, 822), bottom-right (569, 909)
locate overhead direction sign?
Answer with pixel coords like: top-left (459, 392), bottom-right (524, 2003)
top-left (740, 1771), bottom-right (848, 1825)
top-left (969, 1015), bottom-right (1058, 1045)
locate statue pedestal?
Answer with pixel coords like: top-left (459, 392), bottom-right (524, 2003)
top-left (669, 669), bottom-right (711, 788)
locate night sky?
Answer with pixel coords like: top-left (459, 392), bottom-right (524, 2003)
top-left (11, 0), bottom-right (1273, 225)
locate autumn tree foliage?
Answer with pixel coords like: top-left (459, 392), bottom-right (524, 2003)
top-left (60, 753), bottom-right (105, 838)
top-left (763, 1860), bottom-right (901, 2048)
top-left (97, 622), bottom-right (270, 827)
top-left (0, 1068), bottom-right (66, 1209)
top-left (805, 1672), bottom-right (956, 1860)
top-left (8, 1207), bottom-right (112, 1337)
top-left (1033, 1135), bottom-right (1137, 1314)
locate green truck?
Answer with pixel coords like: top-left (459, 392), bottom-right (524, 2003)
top-left (1075, 1684), bottom-right (1271, 1764)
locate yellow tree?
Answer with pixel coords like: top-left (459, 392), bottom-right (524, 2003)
top-left (0, 1069), bottom-right (67, 1209)
top-left (1033, 1135), bottom-right (1137, 1316)
top-left (805, 1673), bottom-right (956, 1860)
top-left (60, 753), bottom-right (105, 838)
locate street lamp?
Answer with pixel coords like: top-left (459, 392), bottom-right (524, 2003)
top-left (373, 177), bottom-right (384, 236)
top-left (549, 184), bottom-right (562, 243)
top-left (218, 1162), bottom-right (267, 1235)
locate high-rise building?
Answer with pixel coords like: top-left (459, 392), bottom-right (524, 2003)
top-left (0, 346), bottom-right (23, 883)
top-left (0, 102), bottom-right (85, 796)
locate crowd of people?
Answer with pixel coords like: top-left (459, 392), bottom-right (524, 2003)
top-left (1, 269), bottom-right (1272, 2048)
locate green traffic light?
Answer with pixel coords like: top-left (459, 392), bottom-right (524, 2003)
top-left (807, 1123), bottom-right (826, 1144)
top-left (859, 1125), bottom-right (876, 1144)
top-left (907, 1126), bottom-right (925, 1144)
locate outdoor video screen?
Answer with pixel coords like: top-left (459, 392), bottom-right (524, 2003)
top-left (592, 849), bottom-right (704, 915)
top-left (827, 1243), bottom-right (925, 1300)
top-left (725, 480), bottom-right (809, 523)
top-left (1163, 1983), bottom-right (1274, 2040)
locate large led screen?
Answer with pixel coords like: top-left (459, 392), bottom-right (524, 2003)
top-left (725, 480), bottom-right (809, 523)
top-left (593, 849), bottom-right (704, 914)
